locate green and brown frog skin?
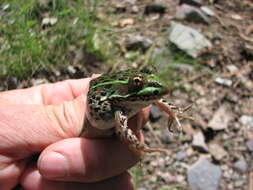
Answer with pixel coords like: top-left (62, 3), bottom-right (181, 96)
top-left (86, 67), bottom-right (188, 156)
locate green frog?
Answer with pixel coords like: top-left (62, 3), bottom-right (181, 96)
top-left (86, 66), bottom-right (189, 155)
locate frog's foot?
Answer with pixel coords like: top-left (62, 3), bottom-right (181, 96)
top-left (115, 111), bottom-right (167, 156)
top-left (154, 99), bottom-right (193, 133)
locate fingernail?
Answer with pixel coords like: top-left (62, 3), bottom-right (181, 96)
top-left (39, 152), bottom-right (68, 178)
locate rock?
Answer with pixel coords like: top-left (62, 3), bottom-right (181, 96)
top-left (200, 6), bottom-right (216, 17)
top-left (160, 131), bottom-right (173, 144)
top-left (31, 78), bottom-right (49, 86)
top-left (187, 158), bottom-right (221, 190)
top-left (208, 143), bottom-right (228, 161)
top-left (131, 6), bottom-right (139, 13)
top-left (214, 77), bottom-right (233, 87)
top-left (125, 35), bottom-right (153, 52)
top-left (137, 188), bottom-right (148, 190)
top-left (150, 104), bottom-right (163, 122)
top-left (2, 4), bottom-right (10, 10)
top-left (113, 3), bottom-right (127, 13)
top-left (208, 104), bottom-right (232, 130)
top-left (175, 4), bottom-right (210, 24)
top-left (239, 115), bottom-right (253, 129)
top-left (168, 22), bottom-right (212, 58)
top-left (233, 157), bottom-right (248, 173)
top-left (226, 64), bottom-right (238, 73)
top-left (234, 180), bottom-right (244, 188)
top-left (42, 17), bottom-right (58, 27)
top-left (118, 18), bottom-right (135, 27)
top-left (67, 65), bottom-right (76, 74)
top-left (246, 140), bottom-right (253, 153)
top-left (179, 0), bottom-right (203, 7)
top-left (124, 0), bottom-right (136, 4)
top-left (192, 131), bottom-right (209, 152)
top-left (144, 3), bottom-right (166, 15)
top-left (176, 151), bottom-right (188, 160)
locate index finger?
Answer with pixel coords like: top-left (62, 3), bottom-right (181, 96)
top-left (0, 78), bottom-right (91, 105)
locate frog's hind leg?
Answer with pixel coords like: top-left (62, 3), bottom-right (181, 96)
top-left (114, 111), bottom-right (166, 156)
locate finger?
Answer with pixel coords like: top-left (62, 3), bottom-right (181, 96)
top-left (0, 156), bottom-right (26, 190)
top-left (21, 165), bottom-right (134, 190)
top-left (0, 78), bottom-right (91, 105)
top-left (37, 138), bottom-right (139, 182)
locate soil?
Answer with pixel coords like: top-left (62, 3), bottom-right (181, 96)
top-left (3, 0), bottom-right (253, 190)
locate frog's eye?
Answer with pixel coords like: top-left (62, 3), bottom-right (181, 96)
top-left (133, 76), bottom-right (143, 86)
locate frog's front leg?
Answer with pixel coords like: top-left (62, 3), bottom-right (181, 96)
top-left (155, 99), bottom-right (192, 133)
top-left (114, 111), bottom-right (166, 156)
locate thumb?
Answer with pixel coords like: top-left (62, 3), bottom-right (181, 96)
top-left (0, 94), bottom-right (87, 159)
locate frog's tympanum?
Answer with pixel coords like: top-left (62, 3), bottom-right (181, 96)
top-left (86, 66), bottom-right (190, 155)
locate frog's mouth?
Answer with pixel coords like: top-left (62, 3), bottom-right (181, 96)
top-left (115, 89), bottom-right (169, 102)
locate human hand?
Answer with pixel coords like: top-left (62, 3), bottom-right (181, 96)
top-left (0, 77), bottom-right (149, 190)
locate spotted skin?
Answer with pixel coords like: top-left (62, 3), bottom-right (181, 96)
top-left (86, 67), bottom-right (191, 155)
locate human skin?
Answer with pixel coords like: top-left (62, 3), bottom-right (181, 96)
top-left (0, 76), bottom-right (149, 190)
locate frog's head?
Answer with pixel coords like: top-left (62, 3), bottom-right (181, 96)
top-left (113, 66), bottom-right (169, 102)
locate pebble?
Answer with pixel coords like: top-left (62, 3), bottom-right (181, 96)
top-left (214, 77), bottom-right (233, 87)
top-left (192, 131), bottom-right (209, 152)
top-left (175, 4), bottom-right (209, 24)
top-left (137, 188), bottom-right (148, 190)
top-left (208, 143), bottom-right (228, 161)
top-left (2, 4), bottom-right (10, 10)
top-left (246, 140), bottom-right (253, 153)
top-left (125, 0), bottom-right (136, 4)
top-left (42, 17), bottom-right (58, 27)
top-left (125, 35), bottom-right (153, 52)
top-left (176, 151), bottom-right (188, 160)
top-left (239, 115), bottom-right (253, 129)
top-left (208, 104), bottom-right (232, 130)
top-left (168, 22), bottom-right (212, 58)
top-left (200, 6), bottom-right (216, 17)
top-left (179, 0), bottom-right (203, 7)
top-left (67, 65), bottom-right (76, 74)
top-left (233, 157), bottom-right (248, 173)
top-left (226, 64), bottom-right (238, 72)
top-left (187, 158), bottom-right (222, 190)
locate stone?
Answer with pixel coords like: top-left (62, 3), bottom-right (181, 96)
top-left (246, 140), bottom-right (253, 153)
top-left (192, 131), bottom-right (209, 152)
top-left (2, 4), bottom-right (10, 10)
top-left (226, 64), bottom-right (238, 73)
top-left (214, 77), bottom-right (233, 87)
top-left (208, 104), bottom-right (232, 130)
top-left (125, 35), bottom-right (153, 52)
top-left (175, 4), bottom-right (209, 24)
top-left (42, 17), bottom-right (58, 27)
top-left (200, 6), bottom-right (216, 17)
top-left (233, 157), bottom-right (248, 173)
top-left (168, 22), bottom-right (212, 58)
top-left (124, 0), bottom-right (136, 4)
top-left (187, 158), bottom-right (221, 190)
top-left (150, 104), bottom-right (163, 122)
top-left (208, 143), bottom-right (228, 161)
top-left (239, 115), bottom-right (253, 129)
top-left (176, 151), bottom-right (188, 160)
top-left (179, 0), bottom-right (203, 7)
top-left (131, 6), bottom-right (139, 13)
top-left (67, 65), bottom-right (76, 74)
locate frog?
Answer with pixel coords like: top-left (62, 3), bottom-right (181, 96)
top-left (86, 66), bottom-right (190, 156)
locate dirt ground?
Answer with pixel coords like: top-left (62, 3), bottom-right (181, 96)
top-left (100, 0), bottom-right (253, 190)
top-left (3, 0), bottom-right (253, 189)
